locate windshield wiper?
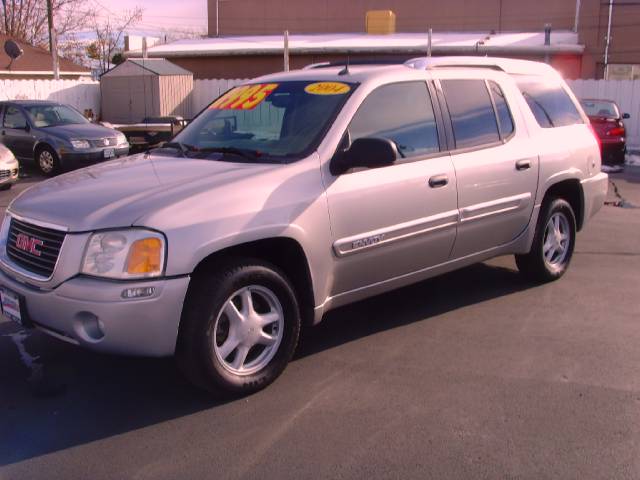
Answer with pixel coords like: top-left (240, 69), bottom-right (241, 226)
top-left (196, 146), bottom-right (263, 162)
top-left (151, 141), bottom-right (196, 157)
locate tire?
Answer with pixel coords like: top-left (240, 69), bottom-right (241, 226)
top-left (0, 183), bottom-right (11, 191)
top-left (35, 145), bottom-right (61, 176)
top-left (176, 259), bottom-right (301, 397)
top-left (515, 198), bottom-right (576, 283)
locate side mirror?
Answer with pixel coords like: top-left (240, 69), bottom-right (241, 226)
top-left (331, 137), bottom-right (398, 175)
top-left (623, 113), bottom-right (630, 119)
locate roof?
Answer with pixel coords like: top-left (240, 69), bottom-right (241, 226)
top-left (122, 58), bottom-right (192, 76)
top-left (0, 34), bottom-right (90, 76)
top-left (0, 99), bottom-right (63, 106)
top-left (405, 56), bottom-right (560, 76)
top-left (128, 31), bottom-right (584, 58)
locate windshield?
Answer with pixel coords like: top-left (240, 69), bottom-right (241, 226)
top-left (24, 104), bottom-right (89, 127)
top-left (580, 100), bottom-right (620, 118)
top-left (172, 80), bottom-right (356, 161)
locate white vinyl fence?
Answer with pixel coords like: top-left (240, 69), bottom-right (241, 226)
top-left (568, 79), bottom-right (640, 147)
top-left (0, 79), bottom-right (101, 117)
top-left (192, 78), bottom-right (248, 113)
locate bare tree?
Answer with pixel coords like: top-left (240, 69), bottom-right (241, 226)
top-left (1, 0), bottom-right (91, 49)
top-left (91, 7), bottom-right (143, 73)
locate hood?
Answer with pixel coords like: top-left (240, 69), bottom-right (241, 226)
top-left (9, 154), bottom-right (277, 231)
top-left (40, 122), bottom-right (120, 140)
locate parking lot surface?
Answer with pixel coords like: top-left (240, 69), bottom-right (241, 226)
top-left (0, 167), bottom-right (639, 480)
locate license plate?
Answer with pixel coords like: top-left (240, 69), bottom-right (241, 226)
top-left (0, 287), bottom-right (22, 325)
top-left (103, 148), bottom-right (115, 159)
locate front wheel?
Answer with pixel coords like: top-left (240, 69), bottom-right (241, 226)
top-left (35, 146), bottom-right (61, 176)
top-left (176, 260), bottom-right (301, 397)
top-left (515, 198), bottom-right (576, 283)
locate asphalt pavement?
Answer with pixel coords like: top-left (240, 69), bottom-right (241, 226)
top-left (0, 168), bottom-right (639, 480)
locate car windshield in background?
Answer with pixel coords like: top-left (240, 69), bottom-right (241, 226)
top-left (580, 100), bottom-right (620, 118)
top-left (24, 104), bottom-right (89, 127)
top-left (171, 81), bottom-right (356, 161)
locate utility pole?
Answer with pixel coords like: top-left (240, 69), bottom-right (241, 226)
top-left (46, 0), bottom-right (60, 80)
top-left (604, 0), bottom-right (614, 79)
top-left (573, 0), bottom-right (582, 33)
top-left (427, 28), bottom-right (432, 57)
top-left (216, 0), bottom-right (219, 36)
top-left (283, 30), bottom-right (290, 71)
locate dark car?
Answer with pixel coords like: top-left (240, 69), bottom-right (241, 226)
top-left (0, 100), bottom-right (129, 176)
top-left (580, 99), bottom-right (630, 166)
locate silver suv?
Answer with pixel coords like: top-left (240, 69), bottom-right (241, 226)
top-left (0, 57), bottom-right (608, 395)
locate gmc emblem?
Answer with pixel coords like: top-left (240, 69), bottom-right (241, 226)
top-left (15, 233), bottom-right (44, 257)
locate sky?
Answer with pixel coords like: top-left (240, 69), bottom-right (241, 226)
top-left (89, 0), bottom-right (208, 36)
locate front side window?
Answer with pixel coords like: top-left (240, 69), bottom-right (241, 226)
top-left (3, 106), bottom-right (27, 129)
top-left (348, 82), bottom-right (440, 159)
top-left (24, 104), bottom-right (88, 127)
top-left (516, 79), bottom-right (583, 128)
top-left (488, 81), bottom-right (514, 138)
top-left (441, 79), bottom-right (500, 149)
top-left (173, 81), bottom-right (355, 161)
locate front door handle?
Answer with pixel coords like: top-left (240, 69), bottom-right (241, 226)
top-left (428, 174), bottom-right (449, 188)
top-left (516, 159), bottom-right (532, 171)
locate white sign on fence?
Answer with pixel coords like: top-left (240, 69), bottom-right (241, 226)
top-left (568, 79), bottom-right (640, 147)
top-left (0, 79), bottom-right (101, 117)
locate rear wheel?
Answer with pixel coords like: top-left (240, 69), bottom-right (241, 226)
top-left (35, 146), bottom-right (60, 176)
top-left (515, 198), bottom-right (576, 282)
top-left (176, 259), bottom-right (301, 397)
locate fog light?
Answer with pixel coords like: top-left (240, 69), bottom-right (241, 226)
top-left (121, 286), bottom-right (155, 299)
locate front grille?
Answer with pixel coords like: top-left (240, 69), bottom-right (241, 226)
top-left (0, 170), bottom-right (10, 178)
top-left (6, 218), bottom-right (66, 278)
top-left (89, 137), bottom-right (117, 148)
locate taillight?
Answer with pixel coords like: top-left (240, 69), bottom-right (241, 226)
top-left (588, 124), bottom-right (602, 153)
top-left (606, 127), bottom-right (625, 137)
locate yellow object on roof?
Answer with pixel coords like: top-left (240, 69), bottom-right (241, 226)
top-left (366, 10), bottom-right (396, 35)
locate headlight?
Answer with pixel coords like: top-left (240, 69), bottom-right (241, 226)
top-left (116, 132), bottom-right (128, 145)
top-left (81, 229), bottom-right (165, 279)
top-left (70, 139), bottom-right (90, 149)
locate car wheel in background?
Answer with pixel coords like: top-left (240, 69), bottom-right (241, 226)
top-left (0, 184), bottom-right (12, 191)
top-left (516, 198), bottom-right (577, 283)
top-left (176, 259), bottom-right (301, 397)
top-left (35, 145), bottom-right (61, 176)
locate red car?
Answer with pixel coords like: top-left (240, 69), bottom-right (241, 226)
top-left (580, 99), bottom-right (630, 166)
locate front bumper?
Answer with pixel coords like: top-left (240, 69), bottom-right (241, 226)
top-left (0, 268), bottom-right (190, 357)
top-left (61, 146), bottom-right (130, 166)
top-left (0, 168), bottom-right (19, 186)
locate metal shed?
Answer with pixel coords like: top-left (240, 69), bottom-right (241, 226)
top-left (100, 58), bottom-right (193, 123)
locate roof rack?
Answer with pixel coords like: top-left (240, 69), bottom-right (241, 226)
top-left (404, 56), bottom-right (558, 76)
top-left (303, 59), bottom-right (407, 70)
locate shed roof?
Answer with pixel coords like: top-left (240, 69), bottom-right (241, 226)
top-left (125, 58), bottom-right (192, 76)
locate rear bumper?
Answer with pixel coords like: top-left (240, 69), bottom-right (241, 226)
top-left (0, 268), bottom-right (190, 357)
top-left (581, 172), bottom-right (608, 225)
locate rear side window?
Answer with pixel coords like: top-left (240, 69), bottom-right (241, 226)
top-left (517, 80), bottom-right (583, 128)
top-left (3, 106), bottom-right (27, 129)
top-left (488, 81), bottom-right (514, 138)
top-left (441, 79), bottom-right (500, 149)
top-left (349, 82), bottom-right (440, 159)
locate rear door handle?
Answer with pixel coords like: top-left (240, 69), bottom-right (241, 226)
top-left (516, 159), bottom-right (532, 171)
top-left (428, 174), bottom-right (449, 188)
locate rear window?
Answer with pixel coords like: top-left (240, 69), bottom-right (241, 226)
top-left (441, 79), bottom-right (500, 149)
top-left (516, 79), bottom-right (583, 128)
top-left (580, 100), bottom-right (619, 119)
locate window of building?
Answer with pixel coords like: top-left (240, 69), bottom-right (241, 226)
top-left (349, 82), bottom-right (440, 159)
top-left (441, 79), bottom-right (500, 149)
